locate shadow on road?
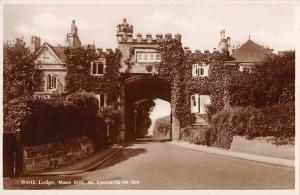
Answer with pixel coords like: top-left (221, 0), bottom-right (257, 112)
top-left (91, 147), bottom-right (147, 171)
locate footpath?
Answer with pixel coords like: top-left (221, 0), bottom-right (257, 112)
top-left (169, 140), bottom-right (294, 168)
top-left (30, 143), bottom-right (126, 176)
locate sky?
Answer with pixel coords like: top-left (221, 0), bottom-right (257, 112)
top-left (2, 2), bottom-right (297, 133)
top-left (3, 2), bottom-right (296, 52)
top-left (148, 99), bottom-right (171, 135)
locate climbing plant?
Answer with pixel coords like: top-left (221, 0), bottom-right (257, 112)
top-left (64, 47), bottom-right (122, 107)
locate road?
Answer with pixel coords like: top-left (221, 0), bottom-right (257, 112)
top-left (4, 139), bottom-right (295, 190)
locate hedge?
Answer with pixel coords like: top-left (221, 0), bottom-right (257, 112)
top-left (4, 92), bottom-right (108, 149)
top-left (181, 126), bottom-right (210, 145)
top-left (210, 103), bottom-right (295, 145)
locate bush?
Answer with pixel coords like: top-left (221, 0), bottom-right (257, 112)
top-left (99, 106), bottom-right (122, 143)
top-left (181, 126), bottom-right (210, 145)
top-left (4, 92), bottom-right (108, 149)
top-left (209, 103), bottom-right (295, 146)
top-left (153, 116), bottom-right (171, 136)
top-left (209, 110), bottom-right (233, 149)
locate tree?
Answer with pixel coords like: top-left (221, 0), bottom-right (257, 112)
top-left (229, 51), bottom-right (295, 107)
top-left (3, 38), bottom-right (41, 104)
top-left (252, 51), bottom-right (295, 107)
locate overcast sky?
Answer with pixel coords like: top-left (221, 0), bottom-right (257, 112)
top-left (3, 2), bottom-right (296, 52)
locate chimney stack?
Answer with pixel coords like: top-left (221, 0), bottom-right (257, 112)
top-left (30, 36), bottom-right (41, 53)
top-left (220, 30), bottom-right (225, 40)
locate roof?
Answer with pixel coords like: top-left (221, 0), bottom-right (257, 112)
top-left (48, 44), bottom-right (68, 62)
top-left (230, 39), bottom-right (273, 63)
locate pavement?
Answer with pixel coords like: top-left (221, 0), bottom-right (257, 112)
top-left (3, 140), bottom-right (293, 189)
top-left (28, 143), bottom-right (126, 176)
top-left (169, 140), bottom-right (294, 168)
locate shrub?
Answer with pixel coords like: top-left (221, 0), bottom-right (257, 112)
top-left (209, 110), bottom-right (233, 149)
top-left (99, 106), bottom-right (122, 143)
top-left (181, 126), bottom-right (210, 145)
top-left (209, 103), bottom-right (295, 146)
top-left (4, 92), bottom-right (108, 149)
top-left (153, 116), bottom-right (171, 137)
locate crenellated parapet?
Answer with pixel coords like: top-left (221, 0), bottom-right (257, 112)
top-left (117, 32), bottom-right (181, 44)
top-left (183, 47), bottom-right (221, 55)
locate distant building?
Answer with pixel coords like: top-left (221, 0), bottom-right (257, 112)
top-left (228, 38), bottom-right (273, 73)
top-left (32, 20), bottom-right (100, 98)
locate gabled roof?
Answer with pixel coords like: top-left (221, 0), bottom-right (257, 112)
top-left (47, 44), bottom-right (67, 62)
top-left (230, 39), bottom-right (273, 63)
top-left (35, 42), bottom-right (67, 63)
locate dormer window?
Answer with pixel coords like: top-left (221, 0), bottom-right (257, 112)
top-left (91, 61), bottom-right (105, 75)
top-left (192, 63), bottom-right (209, 77)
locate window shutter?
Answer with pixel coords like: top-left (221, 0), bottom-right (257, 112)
top-left (192, 64), bottom-right (197, 77)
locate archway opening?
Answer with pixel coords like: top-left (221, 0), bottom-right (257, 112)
top-left (123, 74), bottom-right (171, 141)
top-left (148, 99), bottom-right (171, 139)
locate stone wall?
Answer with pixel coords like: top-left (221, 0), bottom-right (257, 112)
top-left (23, 136), bottom-right (95, 174)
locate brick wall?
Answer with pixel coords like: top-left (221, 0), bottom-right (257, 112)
top-left (23, 136), bottom-right (95, 174)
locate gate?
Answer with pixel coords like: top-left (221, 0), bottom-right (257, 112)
top-left (3, 133), bottom-right (22, 177)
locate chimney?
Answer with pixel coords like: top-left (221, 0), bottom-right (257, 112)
top-left (30, 36), bottom-right (41, 53)
top-left (123, 18), bottom-right (126, 24)
top-left (220, 30), bottom-right (225, 40)
top-left (213, 48), bottom-right (217, 53)
top-left (227, 37), bottom-right (231, 47)
top-left (204, 49), bottom-right (209, 54)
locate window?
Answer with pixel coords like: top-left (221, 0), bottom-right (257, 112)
top-left (47, 74), bottom-right (57, 90)
top-left (136, 52), bottom-right (161, 62)
top-left (192, 63), bottom-right (209, 77)
top-left (190, 94), bottom-right (211, 114)
top-left (137, 53), bottom-right (142, 61)
top-left (150, 53), bottom-right (154, 60)
top-left (156, 53), bottom-right (161, 61)
top-left (239, 66), bottom-right (252, 73)
top-left (144, 54), bottom-right (148, 60)
top-left (95, 94), bottom-right (106, 108)
top-left (91, 61), bottom-right (105, 75)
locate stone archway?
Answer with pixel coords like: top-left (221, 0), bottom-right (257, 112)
top-left (120, 74), bottom-right (174, 141)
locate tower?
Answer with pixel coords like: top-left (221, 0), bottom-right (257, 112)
top-left (116, 18), bottom-right (134, 42)
top-left (218, 30), bottom-right (231, 53)
top-left (65, 20), bottom-right (81, 47)
top-left (30, 36), bottom-right (41, 53)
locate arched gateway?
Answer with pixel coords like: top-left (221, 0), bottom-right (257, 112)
top-left (120, 74), bottom-right (172, 140)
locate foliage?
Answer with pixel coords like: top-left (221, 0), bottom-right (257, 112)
top-left (3, 38), bottom-right (42, 104)
top-left (181, 126), bottom-right (210, 145)
top-left (4, 92), bottom-right (108, 149)
top-left (152, 116), bottom-right (171, 136)
top-left (210, 111), bottom-right (234, 149)
top-left (229, 51), bottom-right (295, 107)
top-left (99, 106), bottom-right (122, 143)
top-left (210, 104), bottom-right (295, 145)
top-left (136, 99), bottom-right (155, 137)
top-left (64, 47), bottom-right (122, 107)
top-left (124, 47), bottom-right (135, 73)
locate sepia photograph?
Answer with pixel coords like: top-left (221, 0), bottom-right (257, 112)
top-left (1, 0), bottom-right (299, 193)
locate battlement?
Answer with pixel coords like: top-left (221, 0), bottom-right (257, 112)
top-left (116, 32), bottom-right (181, 43)
top-left (183, 47), bottom-right (220, 55)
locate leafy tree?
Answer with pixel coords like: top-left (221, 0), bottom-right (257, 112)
top-left (229, 51), bottom-right (295, 107)
top-left (136, 99), bottom-right (155, 137)
top-left (3, 38), bottom-right (41, 103)
top-left (252, 51), bottom-right (295, 107)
